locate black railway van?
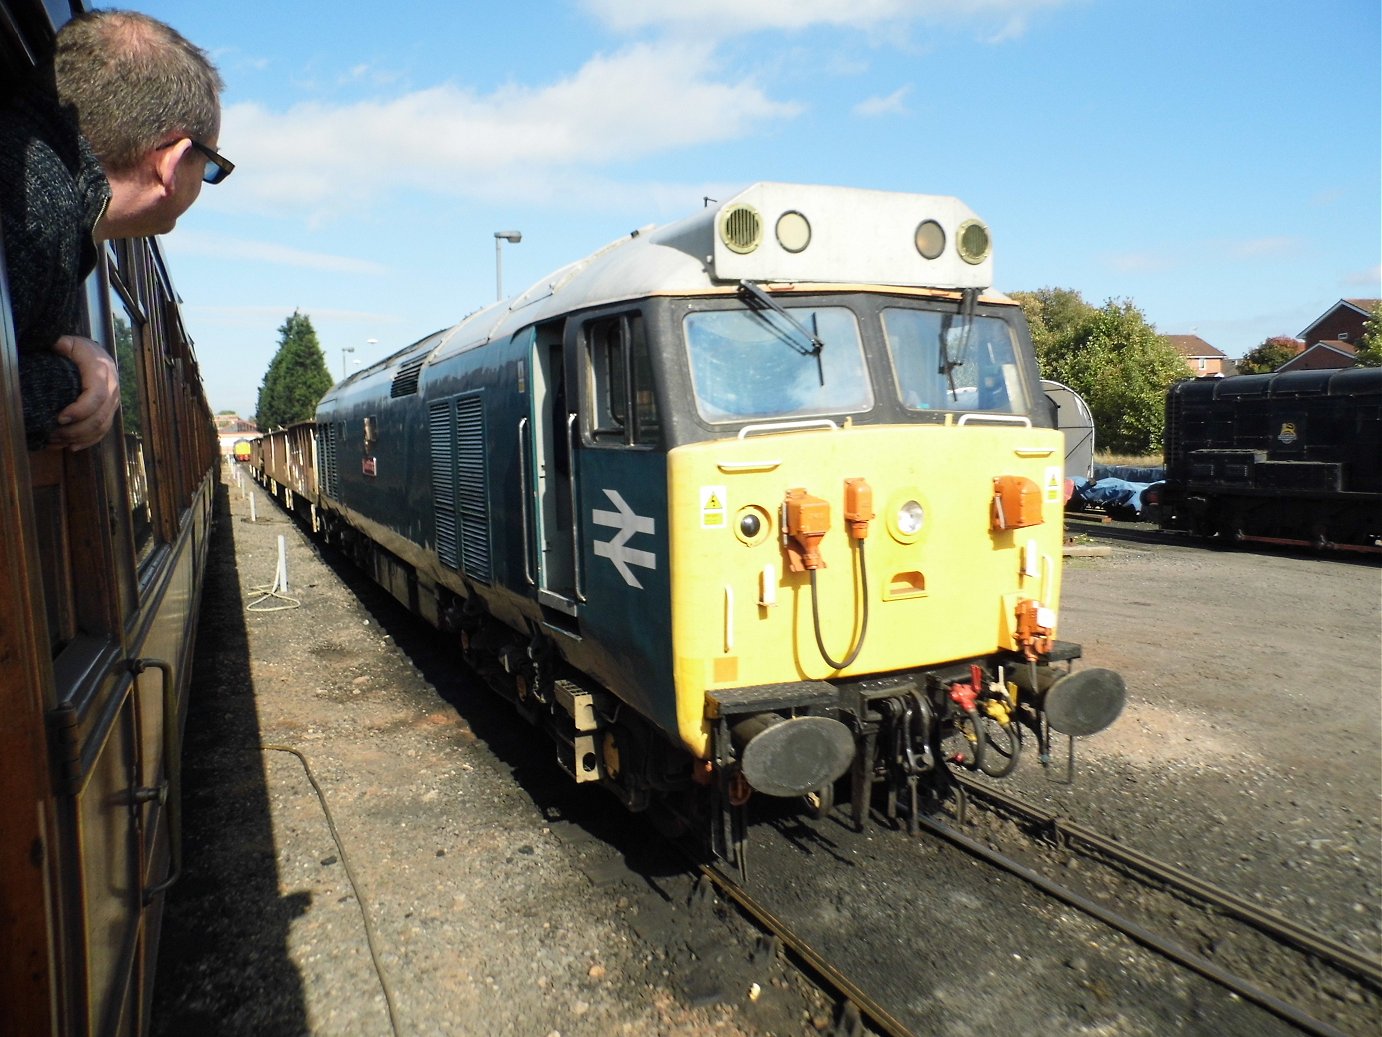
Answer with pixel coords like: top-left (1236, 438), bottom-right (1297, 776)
top-left (1159, 367), bottom-right (1382, 551)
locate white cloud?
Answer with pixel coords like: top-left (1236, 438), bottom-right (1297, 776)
top-left (582, 0), bottom-right (1071, 37)
top-left (1225, 236), bottom-right (1301, 260)
top-left (219, 41), bottom-right (800, 218)
top-left (1345, 265), bottom-right (1381, 289)
top-left (854, 86), bottom-right (911, 117)
top-left (185, 303), bottom-right (401, 325)
top-left (165, 231), bottom-right (388, 274)
top-left (1108, 251), bottom-right (1176, 274)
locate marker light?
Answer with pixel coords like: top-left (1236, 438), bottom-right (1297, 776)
top-left (914, 219), bottom-right (945, 260)
top-left (897, 500), bottom-right (924, 535)
top-left (776, 210), bottom-right (811, 253)
top-left (735, 504), bottom-right (773, 546)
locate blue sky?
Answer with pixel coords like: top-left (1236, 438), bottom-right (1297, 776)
top-left (128, 0), bottom-right (1380, 417)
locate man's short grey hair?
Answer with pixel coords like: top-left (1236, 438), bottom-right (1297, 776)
top-left (54, 9), bottom-right (223, 173)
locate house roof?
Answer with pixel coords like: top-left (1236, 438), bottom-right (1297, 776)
top-left (1165, 334), bottom-right (1227, 359)
top-left (1316, 339), bottom-right (1357, 355)
top-left (1277, 340), bottom-right (1358, 372)
top-left (1299, 298), bottom-right (1379, 338)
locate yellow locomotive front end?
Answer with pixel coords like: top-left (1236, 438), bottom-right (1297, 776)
top-left (644, 220), bottom-right (1125, 841)
top-left (668, 419), bottom-right (1069, 727)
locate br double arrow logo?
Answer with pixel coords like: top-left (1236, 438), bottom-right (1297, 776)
top-left (592, 489), bottom-right (657, 588)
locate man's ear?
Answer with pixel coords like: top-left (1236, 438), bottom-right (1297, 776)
top-left (151, 138), bottom-right (192, 195)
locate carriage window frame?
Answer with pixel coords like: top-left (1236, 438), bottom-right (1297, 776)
top-left (107, 244), bottom-right (164, 571)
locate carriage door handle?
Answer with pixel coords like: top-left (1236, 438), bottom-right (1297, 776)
top-left (130, 657), bottom-right (182, 903)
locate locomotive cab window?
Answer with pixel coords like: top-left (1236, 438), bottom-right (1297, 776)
top-left (683, 304), bottom-right (871, 424)
top-left (586, 313), bottom-right (659, 446)
top-left (882, 307), bottom-right (1029, 415)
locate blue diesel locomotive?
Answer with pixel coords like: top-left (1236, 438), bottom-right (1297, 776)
top-left (254, 183), bottom-right (1125, 862)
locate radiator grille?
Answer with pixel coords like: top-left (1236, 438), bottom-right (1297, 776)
top-left (391, 355), bottom-right (426, 398)
top-left (455, 395), bottom-right (492, 582)
top-left (319, 422), bottom-right (339, 498)
top-left (429, 401), bottom-right (458, 569)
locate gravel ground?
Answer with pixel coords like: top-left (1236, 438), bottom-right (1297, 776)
top-left (1002, 518), bottom-right (1380, 960)
top-left (152, 474), bottom-right (1381, 1036)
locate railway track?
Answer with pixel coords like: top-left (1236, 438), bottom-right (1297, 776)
top-left (691, 784), bottom-right (1377, 1037)
top-left (952, 774), bottom-right (1382, 989)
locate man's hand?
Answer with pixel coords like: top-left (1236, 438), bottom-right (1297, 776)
top-left (49, 335), bottom-right (120, 451)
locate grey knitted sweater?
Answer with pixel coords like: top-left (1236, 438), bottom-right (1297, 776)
top-left (0, 81), bottom-right (112, 449)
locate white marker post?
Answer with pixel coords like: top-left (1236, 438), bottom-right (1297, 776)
top-left (275, 535), bottom-right (288, 594)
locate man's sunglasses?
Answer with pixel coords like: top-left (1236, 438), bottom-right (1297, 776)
top-left (159, 137), bottom-right (234, 184)
top-left (188, 139), bottom-right (234, 184)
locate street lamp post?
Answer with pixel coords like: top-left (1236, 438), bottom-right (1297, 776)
top-left (341, 346), bottom-right (355, 379)
top-left (494, 230), bottom-right (522, 301)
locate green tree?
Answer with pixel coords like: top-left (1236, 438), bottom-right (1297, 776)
top-left (1010, 286), bottom-right (1091, 374)
top-left (1355, 301), bottom-right (1382, 367)
top-left (113, 315), bottom-right (141, 435)
top-left (1011, 288), bottom-right (1188, 455)
top-left (254, 310), bottom-right (333, 430)
top-left (1237, 336), bottom-right (1301, 374)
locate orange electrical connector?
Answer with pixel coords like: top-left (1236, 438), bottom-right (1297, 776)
top-left (1015, 598), bottom-right (1053, 661)
top-left (991, 475), bottom-right (1043, 531)
top-left (843, 478), bottom-right (874, 540)
top-left (784, 488), bottom-right (830, 571)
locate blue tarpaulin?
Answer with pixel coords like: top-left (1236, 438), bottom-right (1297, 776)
top-left (1069, 476), bottom-right (1162, 519)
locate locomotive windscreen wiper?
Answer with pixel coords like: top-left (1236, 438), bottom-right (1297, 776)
top-left (938, 286), bottom-right (980, 400)
top-left (737, 280), bottom-right (825, 386)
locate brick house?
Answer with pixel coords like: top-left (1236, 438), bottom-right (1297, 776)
top-left (1278, 298), bottom-right (1378, 372)
top-left (1165, 334), bottom-right (1230, 376)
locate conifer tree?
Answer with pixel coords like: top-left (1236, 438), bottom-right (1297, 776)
top-left (254, 310), bottom-right (333, 429)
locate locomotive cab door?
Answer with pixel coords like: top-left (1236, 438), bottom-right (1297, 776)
top-left (529, 321), bottom-right (581, 615)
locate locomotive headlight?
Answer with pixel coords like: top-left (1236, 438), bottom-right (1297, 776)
top-left (956, 219), bottom-right (992, 265)
top-left (720, 204), bottom-right (763, 255)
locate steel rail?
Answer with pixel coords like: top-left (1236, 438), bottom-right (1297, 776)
top-left (699, 862), bottom-right (917, 1037)
top-left (916, 812), bottom-right (1352, 1037)
top-left (954, 774), bottom-right (1382, 988)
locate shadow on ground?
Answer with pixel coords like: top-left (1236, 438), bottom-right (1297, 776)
top-left (151, 480), bottom-right (309, 1035)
